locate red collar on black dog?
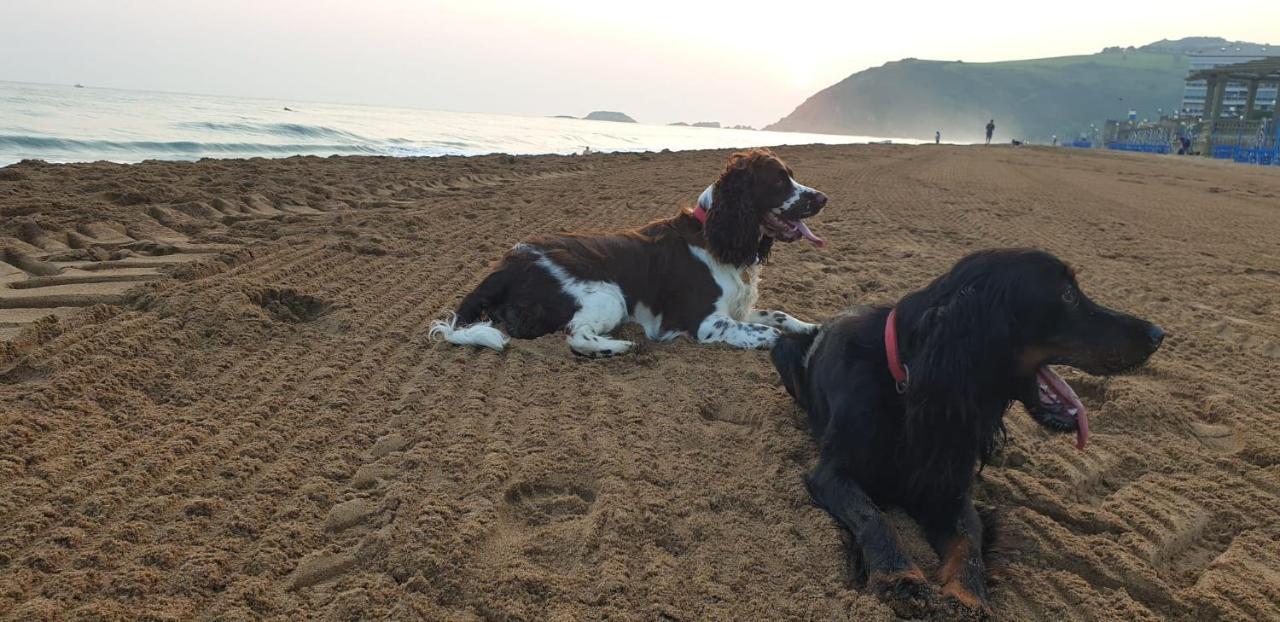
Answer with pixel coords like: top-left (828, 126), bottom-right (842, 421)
top-left (885, 308), bottom-right (909, 393)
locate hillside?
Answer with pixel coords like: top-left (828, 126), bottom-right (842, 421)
top-left (767, 37), bottom-right (1270, 142)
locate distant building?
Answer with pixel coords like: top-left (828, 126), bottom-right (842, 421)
top-left (1182, 46), bottom-right (1279, 117)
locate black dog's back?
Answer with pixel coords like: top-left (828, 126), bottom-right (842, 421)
top-left (773, 308), bottom-right (889, 442)
top-left (771, 330), bottom-right (817, 409)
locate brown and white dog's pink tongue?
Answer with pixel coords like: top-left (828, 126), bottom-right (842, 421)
top-left (1037, 366), bottom-right (1089, 450)
top-left (792, 220), bottom-right (826, 247)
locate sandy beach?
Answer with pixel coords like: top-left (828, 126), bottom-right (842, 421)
top-left (1, 145), bottom-right (1278, 620)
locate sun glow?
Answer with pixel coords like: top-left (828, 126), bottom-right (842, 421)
top-left (5, 0), bottom-right (1279, 128)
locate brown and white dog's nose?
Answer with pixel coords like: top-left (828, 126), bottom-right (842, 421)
top-left (794, 191), bottom-right (827, 218)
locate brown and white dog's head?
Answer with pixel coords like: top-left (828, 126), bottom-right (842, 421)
top-left (699, 149), bottom-right (828, 266)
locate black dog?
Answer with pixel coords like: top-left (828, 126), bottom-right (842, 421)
top-left (771, 249), bottom-right (1164, 616)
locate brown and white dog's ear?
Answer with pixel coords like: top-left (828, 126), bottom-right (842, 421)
top-left (706, 152), bottom-right (763, 267)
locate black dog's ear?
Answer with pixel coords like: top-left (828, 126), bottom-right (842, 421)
top-left (902, 283), bottom-right (1013, 463)
top-left (705, 155), bottom-right (761, 267)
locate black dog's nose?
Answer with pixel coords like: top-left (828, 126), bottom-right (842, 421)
top-left (812, 193), bottom-right (828, 210)
top-left (1146, 324), bottom-right (1165, 348)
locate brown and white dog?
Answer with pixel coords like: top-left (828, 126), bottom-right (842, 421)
top-left (429, 149), bottom-right (828, 357)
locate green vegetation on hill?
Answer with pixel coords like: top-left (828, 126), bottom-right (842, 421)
top-left (767, 37), bottom-right (1267, 142)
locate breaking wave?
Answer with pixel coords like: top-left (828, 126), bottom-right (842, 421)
top-left (0, 134), bottom-right (383, 159)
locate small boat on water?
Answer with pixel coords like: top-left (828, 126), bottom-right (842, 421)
top-left (74, 83), bottom-right (85, 88)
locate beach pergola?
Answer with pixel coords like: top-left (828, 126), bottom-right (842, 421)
top-left (1189, 57), bottom-right (1280, 119)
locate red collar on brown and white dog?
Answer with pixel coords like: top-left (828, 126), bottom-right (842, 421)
top-left (885, 308), bottom-right (909, 393)
top-left (692, 184), bottom-right (712, 225)
top-left (691, 204), bottom-right (709, 225)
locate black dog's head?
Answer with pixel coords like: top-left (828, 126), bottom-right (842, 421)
top-left (700, 149), bottom-right (828, 266)
top-left (899, 249), bottom-right (1163, 453)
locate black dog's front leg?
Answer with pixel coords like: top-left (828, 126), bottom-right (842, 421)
top-left (806, 459), bottom-right (929, 611)
top-left (923, 497), bottom-right (992, 616)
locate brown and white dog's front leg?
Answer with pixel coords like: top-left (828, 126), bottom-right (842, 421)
top-left (747, 309), bottom-right (818, 334)
top-left (696, 315), bottom-right (780, 349)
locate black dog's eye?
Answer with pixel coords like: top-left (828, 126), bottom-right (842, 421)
top-left (1062, 288), bottom-right (1077, 305)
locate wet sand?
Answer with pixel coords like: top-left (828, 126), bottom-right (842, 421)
top-left (1, 145), bottom-right (1279, 620)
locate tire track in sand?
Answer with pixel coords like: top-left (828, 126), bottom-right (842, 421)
top-left (0, 252), bottom-right (406, 585)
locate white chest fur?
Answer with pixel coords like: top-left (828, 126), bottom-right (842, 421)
top-left (688, 245), bottom-right (759, 321)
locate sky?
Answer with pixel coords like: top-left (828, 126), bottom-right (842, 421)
top-left (3, 0), bottom-right (1278, 127)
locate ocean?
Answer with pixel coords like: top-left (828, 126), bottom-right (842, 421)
top-left (0, 81), bottom-right (911, 167)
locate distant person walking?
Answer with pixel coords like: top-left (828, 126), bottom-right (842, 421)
top-left (935, 130), bottom-right (941, 144)
top-left (985, 119), bottom-right (995, 145)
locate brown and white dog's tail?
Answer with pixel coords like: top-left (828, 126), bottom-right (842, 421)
top-left (428, 314), bottom-right (508, 351)
top-left (428, 272), bottom-right (511, 351)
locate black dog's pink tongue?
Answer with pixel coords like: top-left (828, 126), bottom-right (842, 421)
top-left (1037, 366), bottom-right (1089, 450)
top-left (793, 220), bottom-right (826, 247)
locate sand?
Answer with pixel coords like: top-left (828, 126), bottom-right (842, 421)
top-left (1, 146), bottom-right (1278, 621)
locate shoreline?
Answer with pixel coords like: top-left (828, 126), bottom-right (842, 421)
top-left (2, 140), bottom-right (921, 169)
top-left (0, 138), bottom-right (919, 168)
top-left (2, 140), bottom-right (1251, 173)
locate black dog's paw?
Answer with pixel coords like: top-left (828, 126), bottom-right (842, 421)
top-left (868, 569), bottom-right (933, 618)
top-left (940, 581), bottom-right (993, 621)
